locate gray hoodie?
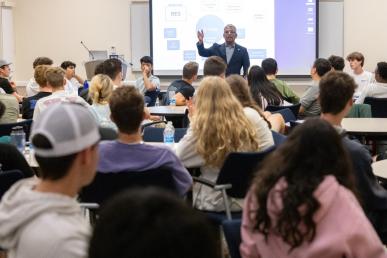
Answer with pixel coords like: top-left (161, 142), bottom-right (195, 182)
top-left (0, 178), bottom-right (90, 258)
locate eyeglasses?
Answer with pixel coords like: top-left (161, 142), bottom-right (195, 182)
top-left (224, 31), bottom-right (236, 35)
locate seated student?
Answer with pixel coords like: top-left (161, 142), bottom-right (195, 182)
top-left (0, 101), bottom-right (34, 176)
top-left (97, 86), bottom-right (192, 196)
top-left (21, 65), bottom-right (52, 119)
top-left (299, 58), bottom-right (332, 117)
top-left (88, 74), bottom-right (116, 130)
top-left (328, 55), bottom-right (345, 71)
top-left (26, 57), bottom-right (53, 97)
top-left (0, 104), bottom-right (100, 258)
top-left (261, 58), bottom-right (300, 104)
top-left (357, 62), bottom-right (387, 103)
top-left (89, 188), bottom-right (219, 258)
top-left (33, 67), bottom-right (89, 121)
top-left (0, 60), bottom-right (23, 103)
top-left (241, 118), bottom-right (387, 258)
top-left (61, 61), bottom-right (85, 96)
top-left (0, 92), bottom-right (19, 124)
top-left (319, 71), bottom-right (387, 243)
top-left (226, 75), bottom-right (282, 139)
top-left (135, 56), bottom-right (160, 106)
top-left (176, 76), bottom-right (261, 211)
top-left (247, 65), bottom-right (288, 110)
top-left (347, 51), bottom-right (374, 102)
top-left (164, 61), bottom-right (198, 105)
top-left (203, 56), bottom-right (227, 78)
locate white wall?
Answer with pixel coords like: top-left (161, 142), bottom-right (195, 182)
top-left (9, 0), bottom-right (387, 82)
top-left (343, 0), bottom-right (387, 72)
top-left (13, 0), bottom-right (132, 82)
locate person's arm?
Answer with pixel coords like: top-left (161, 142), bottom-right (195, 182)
top-left (242, 48), bottom-right (250, 77)
top-left (174, 92), bottom-right (187, 106)
top-left (162, 149), bottom-right (193, 195)
top-left (196, 30), bottom-right (214, 57)
top-left (142, 66), bottom-right (157, 91)
top-left (175, 127), bottom-right (205, 168)
top-left (175, 86), bottom-right (195, 106)
top-left (280, 81), bottom-right (300, 104)
top-left (74, 74), bottom-right (85, 85)
top-left (299, 86), bottom-right (318, 114)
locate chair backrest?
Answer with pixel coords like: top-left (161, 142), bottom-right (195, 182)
top-left (271, 130), bottom-right (286, 146)
top-left (266, 103), bottom-right (301, 118)
top-left (216, 146), bottom-right (275, 198)
top-left (222, 219), bottom-right (242, 258)
top-left (79, 169), bottom-right (177, 204)
top-left (0, 119), bottom-right (33, 139)
top-left (98, 126), bottom-right (118, 140)
top-left (0, 170), bottom-right (25, 200)
top-left (271, 108), bottom-right (296, 123)
top-left (364, 97), bottom-right (387, 118)
top-left (143, 127), bottom-right (187, 142)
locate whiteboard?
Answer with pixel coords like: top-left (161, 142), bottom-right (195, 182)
top-left (130, 2), bottom-right (150, 71)
top-left (130, 0), bottom-right (344, 73)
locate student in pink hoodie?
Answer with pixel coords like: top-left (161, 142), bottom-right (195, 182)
top-left (241, 118), bottom-right (387, 258)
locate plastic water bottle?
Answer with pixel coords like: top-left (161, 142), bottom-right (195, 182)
top-left (169, 90), bottom-right (176, 106)
top-left (163, 121), bottom-right (175, 144)
top-left (10, 126), bottom-right (26, 153)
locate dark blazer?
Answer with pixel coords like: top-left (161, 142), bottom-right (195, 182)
top-left (197, 42), bottom-right (250, 76)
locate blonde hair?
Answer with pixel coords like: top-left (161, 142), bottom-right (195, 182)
top-left (45, 67), bottom-right (65, 88)
top-left (34, 65), bottom-right (50, 87)
top-left (89, 74), bottom-right (114, 104)
top-left (191, 76), bottom-right (260, 167)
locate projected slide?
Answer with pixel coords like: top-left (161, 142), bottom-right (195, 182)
top-left (151, 0), bottom-right (317, 76)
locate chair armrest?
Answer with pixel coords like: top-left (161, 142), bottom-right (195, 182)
top-left (79, 203), bottom-right (100, 210)
top-left (141, 120), bottom-right (167, 130)
top-left (193, 176), bottom-right (232, 190)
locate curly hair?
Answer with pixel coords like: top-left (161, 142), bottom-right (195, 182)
top-left (252, 118), bottom-right (357, 251)
top-left (191, 76), bottom-right (260, 167)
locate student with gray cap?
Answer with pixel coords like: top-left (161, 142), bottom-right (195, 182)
top-left (0, 59), bottom-right (23, 102)
top-left (0, 103), bottom-right (100, 258)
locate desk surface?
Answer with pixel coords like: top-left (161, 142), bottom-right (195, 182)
top-left (372, 159), bottom-right (387, 179)
top-left (342, 118), bottom-right (387, 136)
top-left (148, 106), bottom-right (187, 116)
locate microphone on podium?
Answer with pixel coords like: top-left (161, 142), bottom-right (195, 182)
top-left (80, 41), bottom-right (94, 60)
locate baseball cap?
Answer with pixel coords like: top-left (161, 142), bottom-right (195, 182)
top-left (30, 103), bottom-right (100, 157)
top-left (0, 59), bottom-right (11, 67)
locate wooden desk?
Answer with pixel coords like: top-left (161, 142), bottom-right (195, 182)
top-left (372, 159), bottom-right (387, 179)
top-left (342, 118), bottom-right (387, 137)
top-left (148, 106), bottom-right (187, 117)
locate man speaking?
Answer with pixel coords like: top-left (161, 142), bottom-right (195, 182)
top-left (196, 24), bottom-right (250, 76)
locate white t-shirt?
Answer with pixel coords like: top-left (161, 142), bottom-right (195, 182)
top-left (33, 90), bottom-right (90, 121)
top-left (357, 82), bottom-right (387, 104)
top-left (64, 78), bottom-right (81, 96)
top-left (243, 107), bottom-right (274, 150)
top-left (26, 78), bottom-right (40, 97)
top-left (349, 70), bottom-right (374, 103)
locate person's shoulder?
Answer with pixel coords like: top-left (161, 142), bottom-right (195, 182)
top-left (342, 136), bottom-right (370, 158)
top-left (236, 43), bottom-right (248, 51)
top-left (0, 93), bottom-right (16, 102)
top-left (20, 212), bottom-right (89, 257)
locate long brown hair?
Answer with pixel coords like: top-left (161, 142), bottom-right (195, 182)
top-left (252, 118), bottom-right (357, 251)
top-left (226, 75), bottom-right (271, 128)
top-left (191, 76), bottom-right (260, 167)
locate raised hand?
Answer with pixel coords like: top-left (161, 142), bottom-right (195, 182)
top-left (197, 30), bottom-right (204, 44)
